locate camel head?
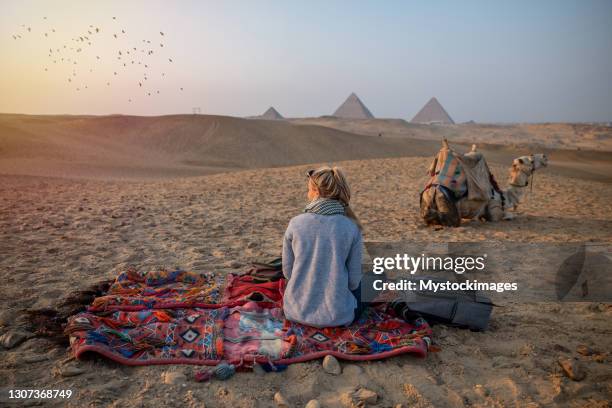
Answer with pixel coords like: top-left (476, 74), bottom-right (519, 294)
top-left (509, 154), bottom-right (548, 187)
top-left (531, 153), bottom-right (548, 170)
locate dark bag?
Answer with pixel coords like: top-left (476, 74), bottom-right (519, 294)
top-left (244, 257), bottom-right (283, 282)
top-left (392, 276), bottom-right (494, 331)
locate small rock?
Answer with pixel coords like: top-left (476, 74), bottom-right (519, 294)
top-left (274, 391), bottom-right (289, 407)
top-left (60, 365), bottom-right (85, 377)
top-left (0, 330), bottom-right (33, 349)
top-left (305, 400), bottom-right (321, 408)
top-left (576, 344), bottom-right (595, 356)
top-left (162, 371), bottom-right (187, 385)
top-left (217, 387), bottom-right (228, 396)
top-left (229, 261), bottom-right (242, 269)
top-left (322, 355), bottom-right (341, 375)
top-left (353, 387), bottom-right (378, 404)
top-left (247, 242), bottom-right (258, 249)
top-left (342, 364), bottom-right (363, 376)
top-left (558, 358), bottom-right (586, 381)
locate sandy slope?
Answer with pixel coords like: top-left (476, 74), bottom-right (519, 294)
top-left (1, 155), bottom-right (611, 407)
top-left (2, 114), bottom-right (612, 184)
top-left (290, 117), bottom-right (612, 152)
top-left (0, 114), bottom-right (438, 180)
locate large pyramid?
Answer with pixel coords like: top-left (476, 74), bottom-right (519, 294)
top-left (411, 97), bottom-right (454, 124)
top-left (259, 106), bottom-right (284, 120)
top-left (332, 93), bottom-right (375, 119)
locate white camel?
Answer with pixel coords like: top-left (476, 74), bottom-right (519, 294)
top-left (496, 153), bottom-right (548, 217)
top-left (420, 141), bottom-right (548, 226)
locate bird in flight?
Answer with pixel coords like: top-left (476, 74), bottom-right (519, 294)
top-left (13, 17), bottom-right (179, 104)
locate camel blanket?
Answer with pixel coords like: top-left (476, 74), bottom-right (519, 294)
top-left (427, 147), bottom-right (492, 202)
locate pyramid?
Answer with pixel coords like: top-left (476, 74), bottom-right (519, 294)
top-left (259, 107), bottom-right (284, 120)
top-left (411, 97), bottom-right (454, 124)
top-left (332, 93), bottom-right (375, 119)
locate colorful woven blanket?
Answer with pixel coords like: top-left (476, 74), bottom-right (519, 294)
top-left (66, 268), bottom-right (432, 366)
top-left (426, 147), bottom-right (467, 198)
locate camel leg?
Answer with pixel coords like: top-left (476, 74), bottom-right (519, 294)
top-left (503, 211), bottom-right (515, 220)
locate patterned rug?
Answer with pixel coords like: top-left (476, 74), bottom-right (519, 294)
top-left (66, 268), bottom-right (432, 366)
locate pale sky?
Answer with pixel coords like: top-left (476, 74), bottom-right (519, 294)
top-left (1, 0), bottom-right (611, 122)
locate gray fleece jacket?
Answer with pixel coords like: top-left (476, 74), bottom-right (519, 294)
top-left (282, 213), bottom-right (362, 327)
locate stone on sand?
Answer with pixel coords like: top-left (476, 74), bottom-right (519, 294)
top-left (273, 391), bottom-right (289, 407)
top-left (353, 387), bottom-right (378, 404)
top-left (305, 400), bottom-right (321, 408)
top-left (0, 330), bottom-right (33, 349)
top-left (558, 358), bottom-right (586, 381)
top-left (60, 365), bottom-right (86, 377)
top-left (322, 355), bottom-right (341, 375)
top-left (162, 370), bottom-right (187, 385)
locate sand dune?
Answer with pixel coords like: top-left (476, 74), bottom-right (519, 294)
top-left (2, 114), bottom-right (612, 183)
top-left (0, 114), bottom-right (435, 179)
top-left (290, 117), bottom-right (612, 152)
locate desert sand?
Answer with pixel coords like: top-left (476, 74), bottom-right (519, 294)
top-left (290, 117), bottom-right (612, 153)
top-left (0, 115), bottom-right (611, 407)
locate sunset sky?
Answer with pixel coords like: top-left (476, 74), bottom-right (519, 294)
top-left (1, 0), bottom-right (611, 122)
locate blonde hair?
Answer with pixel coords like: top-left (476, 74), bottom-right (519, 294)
top-left (308, 166), bottom-right (362, 230)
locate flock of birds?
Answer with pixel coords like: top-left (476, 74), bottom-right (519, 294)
top-left (11, 16), bottom-right (184, 102)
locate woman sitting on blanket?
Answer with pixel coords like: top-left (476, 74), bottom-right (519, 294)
top-left (282, 166), bottom-right (364, 328)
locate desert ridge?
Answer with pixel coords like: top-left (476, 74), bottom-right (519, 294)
top-left (0, 113), bottom-right (430, 179)
top-left (1, 113), bottom-right (611, 181)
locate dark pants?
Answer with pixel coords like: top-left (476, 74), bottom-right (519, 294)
top-left (350, 282), bottom-right (365, 325)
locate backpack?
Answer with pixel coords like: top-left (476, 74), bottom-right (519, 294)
top-left (390, 276), bottom-right (494, 331)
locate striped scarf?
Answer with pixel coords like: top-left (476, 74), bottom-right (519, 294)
top-left (304, 198), bottom-right (346, 216)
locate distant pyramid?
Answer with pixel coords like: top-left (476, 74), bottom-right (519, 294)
top-left (333, 93), bottom-right (374, 119)
top-left (259, 106), bottom-right (284, 120)
top-left (411, 97), bottom-right (454, 124)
